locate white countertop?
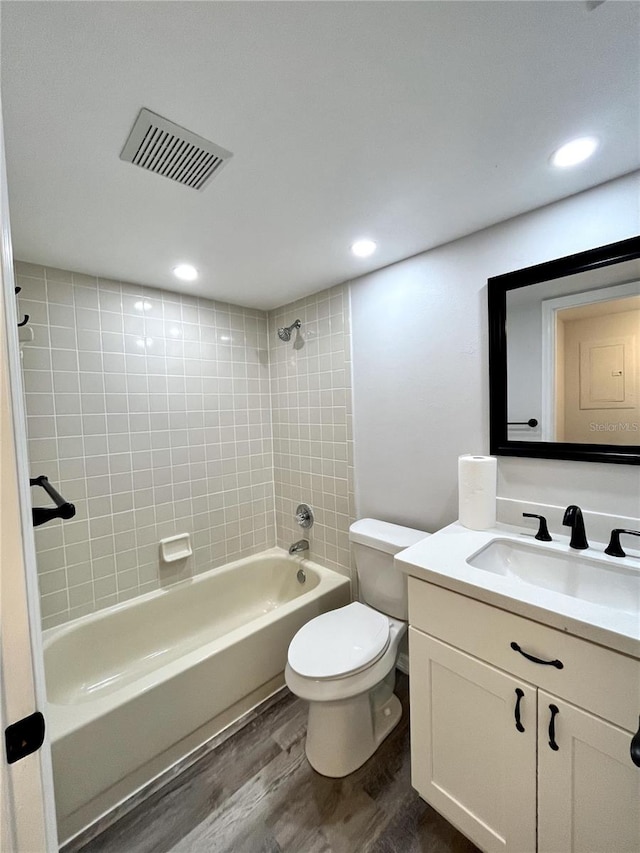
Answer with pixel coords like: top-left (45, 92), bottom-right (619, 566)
top-left (396, 521), bottom-right (640, 659)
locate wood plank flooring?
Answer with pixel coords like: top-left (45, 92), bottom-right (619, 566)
top-left (75, 673), bottom-right (479, 853)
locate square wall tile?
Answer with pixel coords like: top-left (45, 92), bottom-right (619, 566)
top-left (18, 262), bottom-right (275, 625)
top-left (268, 285), bottom-right (355, 585)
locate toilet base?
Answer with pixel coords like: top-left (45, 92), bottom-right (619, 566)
top-left (304, 669), bottom-right (402, 778)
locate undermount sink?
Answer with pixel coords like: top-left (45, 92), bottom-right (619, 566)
top-left (467, 539), bottom-right (640, 616)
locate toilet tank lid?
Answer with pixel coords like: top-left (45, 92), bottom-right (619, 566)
top-left (349, 518), bottom-right (429, 555)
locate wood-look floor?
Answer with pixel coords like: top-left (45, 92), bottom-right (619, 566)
top-left (76, 673), bottom-right (479, 853)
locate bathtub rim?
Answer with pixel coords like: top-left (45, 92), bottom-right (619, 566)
top-left (44, 546), bottom-right (329, 645)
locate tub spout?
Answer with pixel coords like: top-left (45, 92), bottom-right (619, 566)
top-left (289, 539), bottom-right (309, 555)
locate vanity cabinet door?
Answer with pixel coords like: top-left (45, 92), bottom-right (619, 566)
top-left (538, 691), bottom-right (640, 853)
top-left (409, 628), bottom-right (537, 853)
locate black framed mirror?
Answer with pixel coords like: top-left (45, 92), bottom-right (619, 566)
top-left (488, 235), bottom-right (640, 465)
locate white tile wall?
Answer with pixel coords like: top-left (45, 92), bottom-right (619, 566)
top-left (268, 286), bottom-right (355, 583)
top-left (17, 262), bottom-right (275, 628)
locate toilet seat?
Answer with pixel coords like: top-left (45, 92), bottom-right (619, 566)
top-left (287, 602), bottom-right (390, 679)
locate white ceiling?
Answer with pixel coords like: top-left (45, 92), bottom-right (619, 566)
top-left (1, 1), bottom-right (639, 309)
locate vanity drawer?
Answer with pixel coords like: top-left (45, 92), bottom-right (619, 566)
top-left (408, 577), bottom-right (640, 731)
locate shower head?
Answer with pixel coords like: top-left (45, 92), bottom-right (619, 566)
top-left (277, 319), bottom-right (301, 342)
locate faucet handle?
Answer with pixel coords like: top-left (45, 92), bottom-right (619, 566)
top-left (605, 529), bottom-right (640, 558)
top-left (296, 504), bottom-right (314, 529)
top-left (523, 513), bottom-right (552, 542)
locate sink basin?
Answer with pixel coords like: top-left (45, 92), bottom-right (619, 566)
top-left (467, 539), bottom-right (640, 615)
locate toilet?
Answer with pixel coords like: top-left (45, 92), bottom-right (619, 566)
top-left (285, 518), bottom-right (429, 777)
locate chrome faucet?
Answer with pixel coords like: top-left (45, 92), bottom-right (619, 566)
top-left (562, 505), bottom-right (589, 550)
top-left (288, 539), bottom-right (309, 555)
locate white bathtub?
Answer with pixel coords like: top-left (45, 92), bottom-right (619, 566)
top-left (43, 548), bottom-right (350, 844)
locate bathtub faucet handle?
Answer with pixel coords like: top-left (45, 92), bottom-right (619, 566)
top-left (289, 539), bottom-right (309, 555)
top-left (295, 504), bottom-right (314, 529)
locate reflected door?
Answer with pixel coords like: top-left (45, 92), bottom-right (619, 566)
top-left (561, 307), bottom-right (639, 444)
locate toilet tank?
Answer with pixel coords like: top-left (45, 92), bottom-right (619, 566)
top-left (349, 519), bottom-right (429, 620)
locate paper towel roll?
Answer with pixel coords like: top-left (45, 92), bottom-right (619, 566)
top-left (458, 455), bottom-right (497, 530)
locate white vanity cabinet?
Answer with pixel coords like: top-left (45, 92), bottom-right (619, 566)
top-left (408, 577), bottom-right (640, 853)
top-left (537, 691), bottom-right (640, 853)
top-left (410, 628), bottom-right (537, 852)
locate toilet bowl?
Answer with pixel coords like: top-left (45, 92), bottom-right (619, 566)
top-left (285, 601), bottom-right (406, 777)
top-left (285, 519), bottom-right (428, 778)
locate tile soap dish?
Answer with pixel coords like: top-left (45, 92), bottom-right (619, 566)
top-left (160, 533), bottom-right (193, 563)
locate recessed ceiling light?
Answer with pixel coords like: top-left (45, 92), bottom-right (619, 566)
top-left (173, 263), bottom-right (198, 281)
top-left (550, 137), bottom-right (598, 168)
top-left (351, 239), bottom-right (377, 258)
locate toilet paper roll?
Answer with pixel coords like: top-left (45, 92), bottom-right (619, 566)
top-left (458, 455), bottom-right (497, 530)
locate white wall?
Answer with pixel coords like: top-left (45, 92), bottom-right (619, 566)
top-left (351, 172), bottom-right (640, 533)
top-left (506, 287), bottom-right (543, 440)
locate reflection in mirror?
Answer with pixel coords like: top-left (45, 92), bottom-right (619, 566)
top-left (506, 258), bottom-right (640, 445)
top-left (489, 235), bottom-right (640, 465)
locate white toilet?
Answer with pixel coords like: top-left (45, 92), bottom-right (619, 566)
top-left (285, 518), bottom-right (428, 777)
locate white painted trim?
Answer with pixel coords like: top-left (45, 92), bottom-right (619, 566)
top-left (0, 96), bottom-right (58, 850)
top-left (541, 301), bottom-right (556, 441)
top-left (541, 281), bottom-right (640, 442)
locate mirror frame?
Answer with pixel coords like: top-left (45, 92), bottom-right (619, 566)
top-left (488, 235), bottom-right (640, 466)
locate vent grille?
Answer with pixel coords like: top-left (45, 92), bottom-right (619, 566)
top-left (120, 108), bottom-right (232, 191)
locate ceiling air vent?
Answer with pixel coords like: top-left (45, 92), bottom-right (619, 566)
top-left (120, 108), bottom-right (232, 191)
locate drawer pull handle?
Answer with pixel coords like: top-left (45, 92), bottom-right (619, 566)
top-left (548, 704), bottom-right (560, 751)
top-left (510, 642), bottom-right (564, 669)
top-left (631, 717), bottom-right (640, 768)
top-left (514, 688), bottom-right (525, 733)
